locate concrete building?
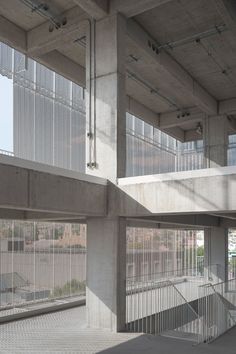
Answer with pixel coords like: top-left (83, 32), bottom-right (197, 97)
top-left (0, 0), bottom-right (236, 352)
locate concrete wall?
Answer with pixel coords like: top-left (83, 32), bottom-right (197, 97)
top-left (116, 166), bottom-right (236, 216)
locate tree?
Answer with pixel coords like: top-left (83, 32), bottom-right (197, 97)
top-left (197, 245), bottom-right (204, 257)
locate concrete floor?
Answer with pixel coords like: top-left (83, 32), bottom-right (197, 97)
top-left (0, 305), bottom-right (236, 354)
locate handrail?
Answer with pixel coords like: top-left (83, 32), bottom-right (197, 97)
top-left (126, 276), bottom-right (201, 340)
top-left (198, 279), bottom-right (236, 343)
top-left (204, 277), bottom-right (236, 288)
top-left (126, 269), bottom-right (234, 342)
top-left (170, 280), bottom-right (199, 319)
top-left (0, 149), bottom-right (14, 156)
top-left (209, 283), bottom-right (236, 327)
top-left (126, 264), bottom-right (220, 281)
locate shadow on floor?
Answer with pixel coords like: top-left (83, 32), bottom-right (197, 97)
top-left (98, 327), bottom-right (236, 354)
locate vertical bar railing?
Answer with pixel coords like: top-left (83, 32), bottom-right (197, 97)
top-left (126, 265), bottom-right (230, 342)
top-left (0, 149), bottom-right (14, 156)
top-left (198, 280), bottom-right (236, 343)
top-left (126, 277), bottom-right (200, 341)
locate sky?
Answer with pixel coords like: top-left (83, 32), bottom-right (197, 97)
top-left (0, 75), bottom-right (13, 152)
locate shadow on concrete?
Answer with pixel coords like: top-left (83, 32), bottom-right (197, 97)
top-left (97, 325), bottom-right (236, 354)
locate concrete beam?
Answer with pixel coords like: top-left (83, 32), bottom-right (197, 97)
top-left (127, 19), bottom-right (218, 115)
top-left (221, 218), bottom-right (236, 228)
top-left (127, 96), bottom-right (186, 141)
top-left (0, 208), bottom-right (25, 220)
top-left (110, 0), bottom-right (173, 17)
top-left (126, 96), bottom-right (159, 128)
top-left (219, 98), bottom-right (236, 115)
top-left (0, 208), bottom-right (85, 221)
top-left (227, 116), bottom-right (236, 132)
top-left (165, 127), bottom-right (185, 142)
top-left (127, 96), bottom-right (185, 141)
top-left (160, 108), bottom-right (205, 129)
top-left (27, 6), bottom-right (89, 56)
top-left (218, 213), bottom-right (236, 220)
top-left (216, 212), bottom-right (236, 219)
top-left (115, 166), bottom-right (236, 216)
top-left (0, 155), bottom-right (106, 217)
top-left (127, 219), bottom-right (200, 229)
top-left (0, 15), bottom-right (26, 53)
top-left (39, 50), bottom-right (86, 87)
top-left (215, 1), bottom-right (236, 35)
top-left (133, 214), bottom-right (220, 227)
top-left (74, 0), bottom-right (108, 20)
top-left (26, 212), bottom-right (85, 221)
top-left (185, 129), bottom-right (203, 142)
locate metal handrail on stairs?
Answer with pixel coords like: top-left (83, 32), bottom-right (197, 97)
top-left (126, 277), bottom-right (200, 340)
top-left (198, 280), bottom-right (236, 343)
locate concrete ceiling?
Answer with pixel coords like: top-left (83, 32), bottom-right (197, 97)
top-left (0, 0), bottom-right (76, 30)
top-left (0, 0), bottom-right (236, 141)
top-left (136, 0), bottom-right (236, 101)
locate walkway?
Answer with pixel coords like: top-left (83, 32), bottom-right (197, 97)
top-left (0, 305), bottom-right (236, 353)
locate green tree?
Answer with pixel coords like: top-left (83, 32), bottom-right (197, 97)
top-left (197, 245), bottom-right (204, 257)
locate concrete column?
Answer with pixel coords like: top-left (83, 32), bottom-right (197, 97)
top-left (204, 227), bottom-right (228, 282)
top-left (85, 13), bottom-right (126, 181)
top-left (203, 116), bottom-right (228, 282)
top-left (85, 14), bottom-right (127, 332)
top-left (203, 115), bottom-right (228, 168)
top-left (86, 217), bottom-right (126, 331)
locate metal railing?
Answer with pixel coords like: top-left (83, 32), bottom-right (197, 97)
top-left (126, 126), bottom-right (204, 176)
top-left (228, 142), bottom-right (236, 166)
top-left (125, 265), bottom-right (225, 342)
top-left (126, 278), bottom-right (201, 341)
top-left (176, 147), bottom-right (204, 172)
top-left (228, 256), bottom-right (236, 280)
top-left (126, 264), bottom-right (220, 286)
top-left (198, 279), bottom-right (236, 343)
top-left (0, 149), bottom-right (14, 156)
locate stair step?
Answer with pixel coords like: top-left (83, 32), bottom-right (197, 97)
top-left (161, 330), bottom-right (200, 342)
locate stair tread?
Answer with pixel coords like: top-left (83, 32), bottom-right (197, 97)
top-left (161, 329), bottom-right (199, 342)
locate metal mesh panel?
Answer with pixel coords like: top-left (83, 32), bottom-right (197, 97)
top-left (55, 73), bottom-right (71, 104)
top-left (0, 41), bottom-right (86, 172)
top-left (35, 94), bottom-right (54, 165)
top-left (14, 53), bottom-right (35, 88)
top-left (0, 42), bottom-right (13, 78)
top-left (36, 63), bottom-right (54, 97)
top-left (126, 228), bottom-right (203, 281)
top-left (13, 84), bottom-right (35, 160)
top-left (0, 220), bottom-right (86, 311)
top-left (228, 134), bottom-right (236, 166)
top-left (54, 102), bottom-right (71, 169)
top-left (71, 110), bottom-right (86, 173)
top-left (126, 114), bottom-right (204, 177)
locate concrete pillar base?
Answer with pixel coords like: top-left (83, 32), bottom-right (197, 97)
top-left (204, 227), bottom-right (228, 282)
top-left (86, 217), bottom-right (126, 332)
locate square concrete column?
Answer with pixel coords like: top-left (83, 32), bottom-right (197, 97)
top-left (86, 217), bottom-right (126, 331)
top-left (85, 14), bottom-right (127, 331)
top-left (203, 116), bottom-right (228, 282)
top-left (203, 115), bottom-right (228, 168)
top-left (204, 227), bottom-right (228, 282)
top-left (85, 13), bottom-right (126, 182)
